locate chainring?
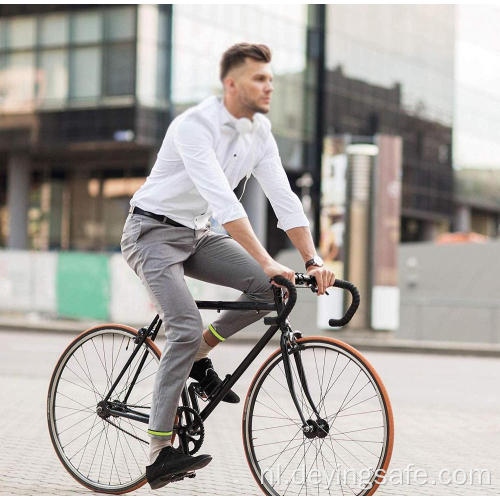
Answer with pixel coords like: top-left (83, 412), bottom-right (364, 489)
top-left (173, 406), bottom-right (204, 455)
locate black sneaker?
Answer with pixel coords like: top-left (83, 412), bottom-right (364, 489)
top-left (189, 357), bottom-right (240, 404)
top-left (146, 446), bottom-right (212, 490)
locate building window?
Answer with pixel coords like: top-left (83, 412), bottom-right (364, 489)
top-left (39, 13), bottom-right (69, 47)
top-left (6, 16), bottom-right (36, 49)
top-left (72, 11), bottom-right (102, 44)
top-left (39, 49), bottom-right (68, 103)
top-left (69, 47), bottom-right (102, 99)
top-left (0, 19), bottom-right (7, 50)
top-left (105, 7), bottom-right (135, 41)
top-left (2, 51), bottom-right (36, 110)
top-left (103, 43), bottom-right (135, 96)
top-left (0, 7), bottom-right (138, 113)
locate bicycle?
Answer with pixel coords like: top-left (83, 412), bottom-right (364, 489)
top-left (47, 274), bottom-right (394, 495)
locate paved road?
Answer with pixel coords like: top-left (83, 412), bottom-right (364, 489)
top-left (0, 329), bottom-right (499, 496)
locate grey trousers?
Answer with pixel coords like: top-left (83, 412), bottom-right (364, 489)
top-left (121, 213), bottom-right (273, 437)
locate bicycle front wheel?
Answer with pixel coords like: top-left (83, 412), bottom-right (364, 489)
top-left (242, 337), bottom-right (394, 496)
top-left (47, 324), bottom-right (161, 494)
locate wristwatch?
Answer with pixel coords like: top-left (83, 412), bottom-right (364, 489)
top-left (305, 254), bottom-right (324, 271)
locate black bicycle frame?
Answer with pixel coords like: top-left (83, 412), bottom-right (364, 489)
top-left (104, 292), bottom-right (312, 426)
top-left (103, 295), bottom-right (285, 425)
top-left (103, 276), bottom-right (360, 428)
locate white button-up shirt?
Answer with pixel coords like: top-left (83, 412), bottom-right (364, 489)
top-left (130, 96), bottom-right (310, 230)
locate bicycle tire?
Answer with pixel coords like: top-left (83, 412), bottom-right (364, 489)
top-left (47, 324), bottom-right (161, 494)
top-left (242, 336), bottom-right (394, 496)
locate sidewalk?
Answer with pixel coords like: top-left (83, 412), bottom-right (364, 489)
top-left (2, 313), bottom-right (500, 358)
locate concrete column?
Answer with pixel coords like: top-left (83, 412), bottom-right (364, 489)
top-left (7, 154), bottom-right (30, 249)
top-left (241, 175), bottom-right (267, 245)
top-left (422, 220), bottom-right (438, 241)
top-left (454, 205), bottom-right (471, 232)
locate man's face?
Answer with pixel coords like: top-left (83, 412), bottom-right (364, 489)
top-left (226, 58), bottom-right (274, 114)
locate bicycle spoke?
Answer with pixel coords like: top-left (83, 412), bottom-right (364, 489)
top-left (330, 424), bottom-right (381, 457)
top-left (333, 394), bottom-right (379, 415)
top-left (337, 379), bottom-right (371, 414)
top-left (323, 430), bottom-right (372, 469)
top-left (57, 411), bottom-right (96, 436)
top-left (260, 386), bottom-right (298, 425)
top-left (254, 399), bottom-right (301, 426)
top-left (115, 429), bottom-right (133, 482)
top-left (253, 436), bottom-right (305, 448)
top-left (91, 338), bottom-right (114, 396)
top-left (60, 376), bottom-right (98, 396)
top-left (79, 342), bottom-right (104, 400)
top-left (57, 391), bottom-right (95, 411)
top-left (252, 422), bottom-right (298, 432)
top-left (62, 363), bottom-right (99, 395)
top-left (67, 420), bottom-right (106, 461)
top-left (68, 351), bottom-right (101, 402)
top-left (282, 437), bottom-right (316, 495)
top-left (55, 404), bottom-right (95, 419)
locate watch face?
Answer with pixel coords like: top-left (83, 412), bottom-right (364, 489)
top-left (315, 255), bottom-right (324, 267)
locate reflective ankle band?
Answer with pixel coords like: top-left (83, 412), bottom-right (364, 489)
top-left (148, 429), bottom-right (173, 437)
top-left (208, 324), bottom-right (225, 342)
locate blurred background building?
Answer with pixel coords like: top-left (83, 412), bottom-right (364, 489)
top-left (0, 4), bottom-right (499, 253)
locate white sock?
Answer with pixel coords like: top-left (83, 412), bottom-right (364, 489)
top-left (149, 438), bottom-right (171, 465)
top-left (194, 336), bottom-right (214, 362)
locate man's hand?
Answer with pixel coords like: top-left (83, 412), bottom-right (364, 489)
top-left (263, 260), bottom-right (296, 288)
top-left (307, 266), bottom-right (335, 295)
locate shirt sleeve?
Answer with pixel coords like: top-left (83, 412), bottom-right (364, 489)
top-left (252, 133), bottom-right (310, 231)
top-left (173, 115), bottom-right (247, 225)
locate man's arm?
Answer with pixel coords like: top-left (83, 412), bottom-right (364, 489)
top-left (286, 227), bottom-right (335, 295)
top-left (223, 217), bottom-right (295, 284)
top-left (252, 134), bottom-right (335, 294)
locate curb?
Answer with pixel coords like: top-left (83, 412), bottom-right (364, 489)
top-left (1, 318), bottom-right (500, 358)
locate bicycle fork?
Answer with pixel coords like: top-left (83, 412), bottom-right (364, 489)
top-left (280, 329), bottom-right (330, 439)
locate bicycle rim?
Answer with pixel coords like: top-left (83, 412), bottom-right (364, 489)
top-left (47, 325), bottom-right (160, 494)
top-left (243, 337), bottom-right (394, 496)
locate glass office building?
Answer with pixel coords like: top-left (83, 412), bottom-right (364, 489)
top-left (0, 4), bottom-right (318, 252)
top-left (324, 5), bottom-right (455, 241)
top-left (0, 5), bottom-right (171, 250)
top-left (1, 4), bottom-right (497, 251)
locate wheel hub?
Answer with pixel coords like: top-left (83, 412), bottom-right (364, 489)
top-left (96, 401), bottom-right (111, 419)
top-left (302, 418), bottom-right (329, 439)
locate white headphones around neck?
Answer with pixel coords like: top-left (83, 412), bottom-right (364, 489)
top-left (235, 117), bottom-right (254, 135)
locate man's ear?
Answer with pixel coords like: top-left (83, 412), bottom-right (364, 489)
top-left (224, 76), bottom-right (237, 94)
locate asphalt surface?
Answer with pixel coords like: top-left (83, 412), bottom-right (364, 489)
top-left (0, 329), bottom-right (499, 496)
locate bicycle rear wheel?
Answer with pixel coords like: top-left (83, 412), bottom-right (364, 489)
top-left (47, 324), bottom-right (160, 494)
top-left (242, 337), bottom-right (394, 496)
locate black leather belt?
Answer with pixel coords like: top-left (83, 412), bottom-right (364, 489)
top-left (132, 207), bottom-right (187, 228)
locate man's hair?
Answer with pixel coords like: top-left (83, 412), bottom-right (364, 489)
top-left (220, 43), bottom-right (271, 81)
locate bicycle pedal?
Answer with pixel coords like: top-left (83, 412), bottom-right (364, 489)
top-left (170, 471), bottom-right (196, 482)
top-left (192, 383), bottom-right (209, 401)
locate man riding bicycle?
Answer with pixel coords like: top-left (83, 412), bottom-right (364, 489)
top-left (121, 42), bottom-right (335, 490)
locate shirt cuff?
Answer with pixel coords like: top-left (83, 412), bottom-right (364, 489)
top-left (213, 201), bottom-right (248, 225)
top-left (277, 211), bottom-right (310, 231)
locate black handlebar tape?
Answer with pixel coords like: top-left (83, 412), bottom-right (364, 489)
top-left (270, 275), bottom-right (297, 323)
top-left (328, 279), bottom-right (361, 327)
